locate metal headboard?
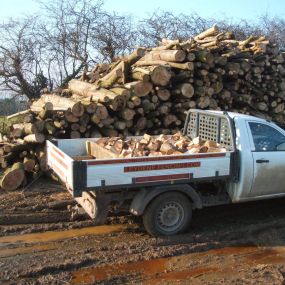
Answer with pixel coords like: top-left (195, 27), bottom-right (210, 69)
top-left (183, 109), bottom-right (236, 150)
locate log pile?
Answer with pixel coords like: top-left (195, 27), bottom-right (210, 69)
top-left (87, 133), bottom-right (226, 159)
top-left (1, 26), bottom-right (285, 190)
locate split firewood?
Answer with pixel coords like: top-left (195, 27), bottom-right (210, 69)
top-left (86, 133), bottom-right (226, 159)
top-left (192, 137), bottom-right (205, 146)
top-left (160, 141), bottom-right (177, 155)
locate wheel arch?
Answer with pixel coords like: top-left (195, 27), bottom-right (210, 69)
top-left (130, 184), bottom-right (202, 216)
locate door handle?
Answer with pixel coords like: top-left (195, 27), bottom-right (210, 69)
top-left (256, 159), bottom-right (269, 163)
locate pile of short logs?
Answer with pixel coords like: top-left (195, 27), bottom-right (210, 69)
top-left (0, 142), bottom-right (47, 191)
top-left (1, 25), bottom-right (285, 190)
top-left (87, 133), bottom-right (226, 159)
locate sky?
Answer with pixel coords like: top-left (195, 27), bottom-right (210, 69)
top-left (0, 0), bottom-right (284, 21)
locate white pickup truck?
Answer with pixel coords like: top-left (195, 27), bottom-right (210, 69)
top-left (47, 109), bottom-right (285, 236)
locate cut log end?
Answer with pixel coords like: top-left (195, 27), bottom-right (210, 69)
top-left (1, 163), bottom-right (25, 191)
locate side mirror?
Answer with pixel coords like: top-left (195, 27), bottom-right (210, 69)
top-left (276, 142), bottom-right (285, 151)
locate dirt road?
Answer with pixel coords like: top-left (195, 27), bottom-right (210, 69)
top-left (1, 178), bottom-right (285, 284)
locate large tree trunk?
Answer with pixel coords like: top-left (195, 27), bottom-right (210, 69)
top-left (31, 94), bottom-right (84, 117)
top-left (142, 49), bottom-right (186, 62)
top-left (69, 80), bottom-right (126, 111)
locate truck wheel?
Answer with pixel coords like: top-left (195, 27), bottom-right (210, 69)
top-left (143, 192), bottom-right (192, 236)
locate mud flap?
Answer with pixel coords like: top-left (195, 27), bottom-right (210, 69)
top-left (75, 192), bottom-right (110, 225)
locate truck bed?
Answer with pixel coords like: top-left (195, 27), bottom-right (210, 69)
top-left (47, 138), bottom-right (234, 197)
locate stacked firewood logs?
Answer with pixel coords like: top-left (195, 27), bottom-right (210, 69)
top-left (0, 140), bottom-right (47, 191)
top-left (1, 25), bottom-right (285, 190)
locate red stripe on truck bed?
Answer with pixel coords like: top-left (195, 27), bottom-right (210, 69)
top-left (87, 152), bottom-right (225, 165)
top-left (135, 173), bottom-right (191, 183)
top-left (49, 151), bottom-right (68, 170)
top-left (50, 163), bottom-right (66, 181)
top-left (52, 146), bottom-right (65, 158)
top-left (124, 162), bottom-right (200, 172)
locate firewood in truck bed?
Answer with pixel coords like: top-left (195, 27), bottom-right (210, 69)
top-left (86, 133), bottom-right (227, 159)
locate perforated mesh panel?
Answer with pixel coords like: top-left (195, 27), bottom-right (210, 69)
top-left (220, 118), bottom-right (232, 146)
top-left (186, 112), bottom-right (232, 147)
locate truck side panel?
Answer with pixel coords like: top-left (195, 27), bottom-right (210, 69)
top-left (86, 152), bottom-right (232, 188)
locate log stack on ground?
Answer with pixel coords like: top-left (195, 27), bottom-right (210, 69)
top-left (1, 26), bottom-right (285, 190)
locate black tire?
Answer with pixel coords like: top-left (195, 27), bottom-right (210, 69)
top-left (143, 192), bottom-right (192, 236)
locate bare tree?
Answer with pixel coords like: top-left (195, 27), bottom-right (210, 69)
top-left (138, 11), bottom-right (210, 47)
top-left (216, 18), bottom-right (262, 40)
top-left (0, 17), bottom-right (48, 99)
top-left (216, 15), bottom-right (285, 48)
top-left (258, 15), bottom-right (285, 48)
top-left (38, 0), bottom-right (104, 88)
top-left (91, 12), bottom-right (138, 62)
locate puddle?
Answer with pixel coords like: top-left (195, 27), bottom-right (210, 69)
top-left (72, 254), bottom-right (223, 285)
top-left (71, 245), bottom-right (285, 284)
top-left (72, 257), bottom-right (168, 284)
top-left (145, 267), bottom-right (219, 285)
top-left (0, 224), bottom-right (126, 246)
top-left (0, 243), bottom-right (57, 258)
top-left (71, 256), bottom-right (220, 285)
top-left (246, 247), bottom-right (285, 264)
top-left (205, 245), bottom-right (257, 256)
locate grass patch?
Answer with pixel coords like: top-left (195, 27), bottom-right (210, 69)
top-left (0, 116), bottom-right (10, 135)
top-left (0, 116), bottom-right (23, 135)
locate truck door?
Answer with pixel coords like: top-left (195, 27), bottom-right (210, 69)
top-left (247, 121), bottom-right (285, 197)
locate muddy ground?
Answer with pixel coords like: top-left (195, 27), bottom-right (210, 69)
top-left (1, 178), bottom-right (285, 284)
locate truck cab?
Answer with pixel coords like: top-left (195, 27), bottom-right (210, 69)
top-left (227, 111), bottom-right (285, 202)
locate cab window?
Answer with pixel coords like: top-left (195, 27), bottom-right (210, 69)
top-left (249, 122), bottom-right (285, 151)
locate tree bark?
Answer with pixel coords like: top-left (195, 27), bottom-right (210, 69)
top-left (135, 60), bottom-right (194, 70)
top-left (142, 49), bottom-right (186, 62)
top-left (1, 162), bottom-right (25, 191)
top-left (31, 94), bottom-right (84, 117)
top-left (23, 134), bottom-right (45, 144)
top-left (124, 81), bottom-right (153, 97)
